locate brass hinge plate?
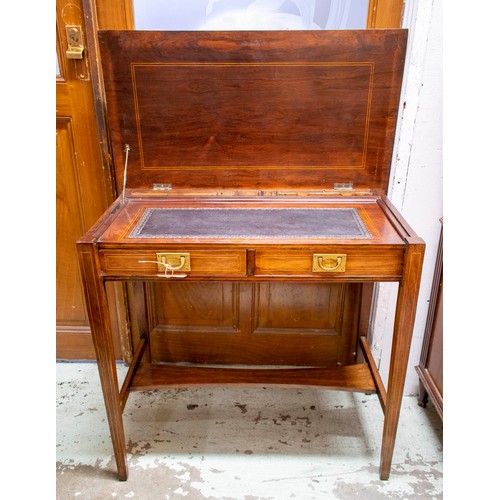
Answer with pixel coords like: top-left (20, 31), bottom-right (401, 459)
top-left (333, 182), bottom-right (354, 191)
top-left (153, 183), bottom-right (173, 191)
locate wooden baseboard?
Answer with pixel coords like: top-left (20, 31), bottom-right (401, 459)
top-left (56, 328), bottom-right (96, 360)
top-left (56, 324), bottom-right (124, 361)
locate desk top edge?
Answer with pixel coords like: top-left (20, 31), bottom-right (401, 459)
top-left (77, 190), bottom-right (418, 247)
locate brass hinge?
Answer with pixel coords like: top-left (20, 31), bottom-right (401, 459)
top-left (152, 183), bottom-right (173, 191)
top-left (333, 182), bottom-right (354, 191)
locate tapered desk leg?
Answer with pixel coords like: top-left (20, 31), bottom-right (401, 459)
top-left (78, 244), bottom-right (129, 481)
top-left (379, 241), bottom-right (425, 480)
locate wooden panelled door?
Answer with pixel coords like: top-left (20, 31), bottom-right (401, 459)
top-left (56, 0), bottom-right (116, 358)
top-left (56, 0), bottom-right (403, 361)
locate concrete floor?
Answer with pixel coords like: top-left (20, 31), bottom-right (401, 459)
top-left (56, 362), bottom-right (443, 499)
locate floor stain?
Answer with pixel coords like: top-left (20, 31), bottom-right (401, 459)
top-left (235, 403), bottom-right (248, 414)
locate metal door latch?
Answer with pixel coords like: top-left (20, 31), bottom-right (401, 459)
top-left (66, 25), bottom-right (84, 59)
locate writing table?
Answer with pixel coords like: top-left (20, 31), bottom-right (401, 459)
top-left (77, 30), bottom-right (424, 480)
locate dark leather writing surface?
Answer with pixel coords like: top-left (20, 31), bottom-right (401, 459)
top-left (129, 207), bottom-right (371, 239)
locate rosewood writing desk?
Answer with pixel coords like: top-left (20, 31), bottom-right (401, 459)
top-left (77, 30), bottom-right (424, 481)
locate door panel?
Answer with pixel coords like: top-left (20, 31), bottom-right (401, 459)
top-left (146, 282), bottom-right (360, 367)
top-left (148, 282), bottom-right (242, 363)
top-left (253, 283), bottom-right (345, 335)
top-left (250, 282), bottom-right (361, 366)
top-left (150, 282), bottom-right (239, 331)
top-left (56, 118), bottom-right (88, 330)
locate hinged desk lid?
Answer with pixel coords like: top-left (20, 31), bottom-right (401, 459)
top-left (98, 30), bottom-right (407, 193)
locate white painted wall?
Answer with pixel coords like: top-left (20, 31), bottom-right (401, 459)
top-left (371, 0), bottom-right (443, 394)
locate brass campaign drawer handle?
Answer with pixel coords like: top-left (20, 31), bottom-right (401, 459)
top-left (156, 253), bottom-right (191, 272)
top-left (139, 252), bottom-right (191, 278)
top-left (312, 254), bottom-right (347, 273)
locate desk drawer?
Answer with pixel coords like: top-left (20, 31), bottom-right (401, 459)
top-left (100, 249), bottom-right (247, 277)
top-left (99, 247), bottom-right (402, 279)
top-left (254, 248), bottom-right (403, 279)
